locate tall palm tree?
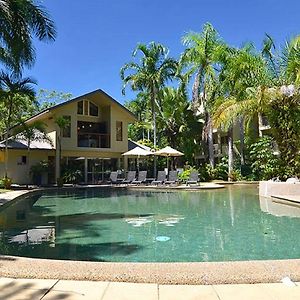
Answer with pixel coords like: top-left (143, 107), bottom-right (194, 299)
top-left (213, 35), bottom-right (300, 178)
top-left (0, 71), bottom-right (36, 177)
top-left (0, 0), bottom-right (56, 72)
top-left (121, 42), bottom-right (177, 174)
top-left (180, 23), bottom-right (225, 168)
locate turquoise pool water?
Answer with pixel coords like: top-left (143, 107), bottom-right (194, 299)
top-left (0, 185), bottom-right (299, 262)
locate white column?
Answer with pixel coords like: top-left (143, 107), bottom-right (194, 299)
top-left (84, 158), bottom-right (88, 183)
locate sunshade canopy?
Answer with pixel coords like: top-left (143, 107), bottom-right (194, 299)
top-left (154, 146), bottom-right (184, 157)
top-left (122, 147), bottom-right (153, 157)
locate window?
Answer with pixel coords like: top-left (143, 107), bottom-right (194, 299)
top-left (62, 116), bottom-right (71, 138)
top-left (116, 121), bottom-right (123, 141)
top-left (84, 101), bottom-right (89, 116)
top-left (17, 156), bottom-right (27, 165)
top-left (89, 101), bottom-right (99, 116)
top-left (77, 100), bottom-right (99, 117)
top-left (77, 101), bottom-right (83, 115)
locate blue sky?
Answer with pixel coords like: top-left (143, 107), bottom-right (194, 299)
top-left (26, 0), bottom-right (300, 103)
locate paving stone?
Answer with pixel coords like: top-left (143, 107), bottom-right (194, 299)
top-left (102, 282), bottom-right (158, 300)
top-left (159, 284), bottom-right (219, 300)
top-left (43, 280), bottom-right (109, 300)
top-left (213, 283), bottom-right (274, 300)
top-left (260, 283), bottom-right (300, 300)
top-left (0, 278), bottom-right (57, 300)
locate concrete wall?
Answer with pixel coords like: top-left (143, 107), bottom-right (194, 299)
top-left (0, 149), bottom-right (54, 185)
top-left (259, 181), bottom-right (300, 197)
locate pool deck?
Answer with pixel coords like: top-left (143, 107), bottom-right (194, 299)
top-left (1, 277), bottom-right (300, 300)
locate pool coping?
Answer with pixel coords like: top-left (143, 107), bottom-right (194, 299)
top-left (1, 185), bottom-right (300, 285)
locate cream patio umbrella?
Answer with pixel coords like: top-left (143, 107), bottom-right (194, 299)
top-left (122, 147), bottom-right (153, 172)
top-left (154, 146), bottom-right (184, 170)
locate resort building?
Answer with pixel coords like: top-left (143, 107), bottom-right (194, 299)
top-left (0, 89), bottom-right (136, 185)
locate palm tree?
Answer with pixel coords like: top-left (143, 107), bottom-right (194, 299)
top-left (13, 120), bottom-right (52, 186)
top-left (213, 44), bottom-right (269, 180)
top-left (54, 116), bottom-right (70, 181)
top-left (213, 35), bottom-right (300, 178)
top-left (156, 87), bottom-right (189, 148)
top-left (0, 0), bottom-right (56, 72)
top-left (121, 42), bottom-right (178, 174)
top-left (180, 23), bottom-right (225, 168)
top-left (125, 92), bottom-right (151, 140)
top-left (0, 71), bottom-right (36, 177)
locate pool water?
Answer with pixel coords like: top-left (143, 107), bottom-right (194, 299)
top-left (0, 185), bottom-right (299, 262)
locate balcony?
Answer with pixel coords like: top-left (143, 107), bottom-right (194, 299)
top-left (78, 133), bottom-right (110, 148)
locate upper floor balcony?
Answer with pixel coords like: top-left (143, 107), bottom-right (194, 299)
top-left (77, 121), bottom-right (110, 149)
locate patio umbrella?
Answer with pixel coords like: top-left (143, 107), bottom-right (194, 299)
top-left (122, 147), bottom-right (153, 172)
top-left (154, 146), bottom-right (184, 170)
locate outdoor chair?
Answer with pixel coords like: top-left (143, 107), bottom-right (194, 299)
top-left (151, 171), bottom-right (166, 185)
top-left (108, 171), bottom-right (118, 184)
top-left (123, 171), bottom-right (136, 184)
top-left (132, 171), bottom-right (147, 184)
top-left (165, 170), bottom-right (178, 185)
top-left (186, 171), bottom-right (199, 185)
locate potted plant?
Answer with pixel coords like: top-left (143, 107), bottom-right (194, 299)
top-left (30, 160), bottom-right (49, 186)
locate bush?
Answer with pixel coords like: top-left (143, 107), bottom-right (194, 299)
top-left (178, 166), bottom-right (198, 182)
top-left (0, 177), bottom-right (12, 189)
top-left (249, 137), bottom-right (280, 180)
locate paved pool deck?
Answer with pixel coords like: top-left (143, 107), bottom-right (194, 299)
top-left (1, 277), bottom-right (300, 300)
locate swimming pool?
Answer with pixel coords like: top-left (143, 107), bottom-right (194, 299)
top-left (0, 185), bottom-right (299, 262)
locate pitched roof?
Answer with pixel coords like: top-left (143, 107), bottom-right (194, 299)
top-left (0, 136), bottom-right (54, 150)
top-left (24, 89), bottom-right (136, 124)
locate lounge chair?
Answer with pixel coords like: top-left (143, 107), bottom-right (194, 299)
top-left (186, 171), bottom-right (199, 185)
top-left (132, 171), bottom-right (147, 185)
top-left (286, 177), bottom-right (299, 183)
top-left (165, 170), bottom-right (178, 185)
top-left (123, 171), bottom-right (136, 184)
top-left (151, 171), bottom-right (166, 185)
top-left (108, 171), bottom-right (118, 184)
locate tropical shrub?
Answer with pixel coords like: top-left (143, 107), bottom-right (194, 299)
top-left (30, 160), bottom-right (49, 185)
top-left (249, 136), bottom-right (280, 180)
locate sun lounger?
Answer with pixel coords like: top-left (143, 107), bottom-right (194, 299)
top-left (186, 171), bottom-right (199, 185)
top-left (165, 170), bottom-right (178, 185)
top-left (132, 171), bottom-right (147, 184)
top-left (123, 171), bottom-right (136, 184)
top-left (151, 171), bottom-right (166, 185)
top-left (108, 171), bottom-right (118, 184)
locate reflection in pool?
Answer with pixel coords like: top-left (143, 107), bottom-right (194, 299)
top-left (0, 185), bottom-right (299, 262)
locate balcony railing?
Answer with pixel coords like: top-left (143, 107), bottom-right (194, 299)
top-left (78, 133), bottom-right (110, 148)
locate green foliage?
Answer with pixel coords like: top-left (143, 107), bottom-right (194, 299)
top-left (36, 89), bottom-right (72, 112)
top-left (0, 0), bottom-right (56, 73)
top-left (249, 136), bottom-right (280, 180)
top-left (178, 166), bottom-right (198, 181)
top-left (267, 91), bottom-right (300, 176)
top-left (0, 177), bottom-right (12, 189)
top-left (62, 168), bottom-right (82, 184)
top-left (30, 160), bottom-right (49, 185)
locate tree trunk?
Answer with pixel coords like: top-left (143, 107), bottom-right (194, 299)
top-left (228, 126), bottom-right (234, 181)
top-left (239, 117), bottom-right (245, 167)
top-left (258, 113), bottom-right (263, 138)
top-left (150, 88), bottom-right (157, 177)
top-left (192, 68), bottom-right (203, 103)
top-left (27, 141), bottom-right (31, 188)
top-left (207, 113), bottom-right (214, 168)
top-left (4, 101), bottom-right (12, 178)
